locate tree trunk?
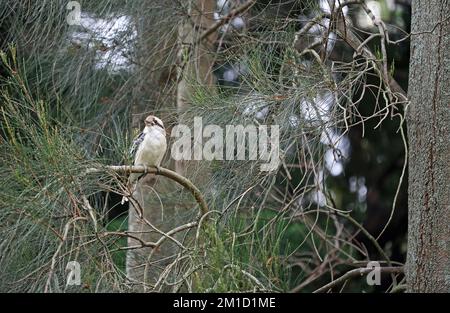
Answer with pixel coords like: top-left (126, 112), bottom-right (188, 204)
top-left (406, 0), bottom-right (450, 292)
top-left (176, 0), bottom-right (217, 175)
top-left (125, 5), bottom-right (178, 288)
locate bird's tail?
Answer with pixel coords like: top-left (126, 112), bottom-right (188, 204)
top-left (121, 173), bottom-right (158, 205)
top-left (121, 173), bottom-right (139, 205)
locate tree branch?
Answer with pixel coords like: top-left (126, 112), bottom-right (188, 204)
top-left (313, 266), bottom-right (404, 293)
top-left (197, 0), bottom-right (255, 44)
top-left (87, 165), bottom-right (209, 216)
top-left (332, 14), bottom-right (407, 98)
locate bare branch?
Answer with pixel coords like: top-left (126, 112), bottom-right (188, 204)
top-left (198, 0), bottom-right (256, 44)
top-left (313, 266), bottom-right (404, 293)
top-left (87, 165), bottom-right (209, 216)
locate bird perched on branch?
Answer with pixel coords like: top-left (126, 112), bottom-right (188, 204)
top-left (121, 115), bottom-right (167, 204)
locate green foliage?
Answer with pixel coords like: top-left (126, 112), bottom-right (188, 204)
top-left (0, 49), bottom-right (128, 292)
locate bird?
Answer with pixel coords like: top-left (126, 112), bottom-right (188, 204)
top-left (121, 115), bottom-right (167, 204)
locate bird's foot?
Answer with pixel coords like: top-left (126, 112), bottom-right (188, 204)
top-left (155, 165), bottom-right (162, 174)
top-left (137, 166), bottom-right (147, 181)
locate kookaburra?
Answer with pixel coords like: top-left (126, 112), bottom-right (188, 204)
top-left (121, 115), bottom-right (167, 204)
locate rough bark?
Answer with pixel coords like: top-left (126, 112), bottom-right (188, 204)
top-left (406, 0), bottom-right (450, 292)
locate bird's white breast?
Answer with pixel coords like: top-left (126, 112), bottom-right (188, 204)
top-left (134, 127), bottom-right (167, 166)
